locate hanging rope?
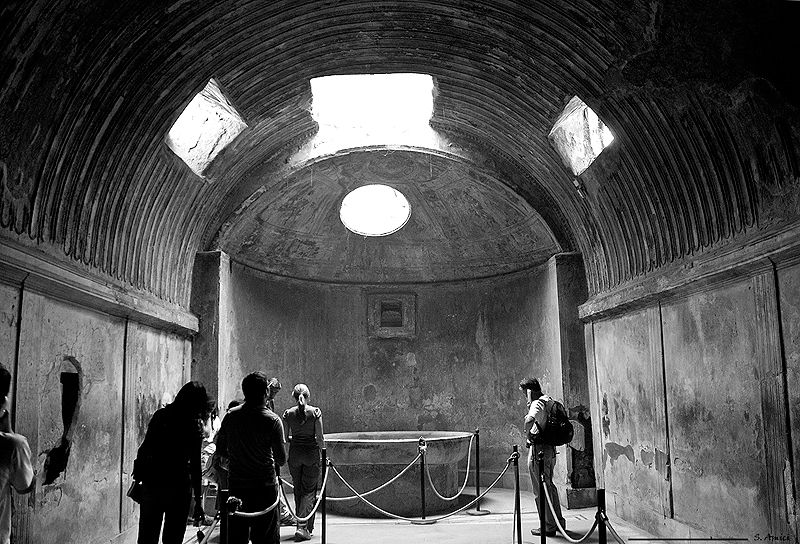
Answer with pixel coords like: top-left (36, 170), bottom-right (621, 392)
top-left (541, 481), bottom-right (599, 543)
top-left (323, 453), bottom-right (422, 501)
top-left (424, 432), bottom-right (476, 501)
top-left (328, 451), bottom-right (514, 524)
top-left (601, 512), bottom-right (628, 544)
top-left (228, 489), bottom-right (282, 518)
top-left (278, 463), bottom-right (332, 523)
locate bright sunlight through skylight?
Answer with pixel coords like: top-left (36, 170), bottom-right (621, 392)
top-left (340, 184), bottom-right (411, 237)
top-left (166, 78), bottom-right (247, 178)
top-left (549, 96), bottom-right (614, 176)
top-left (310, 73), bottom-right (438, 155)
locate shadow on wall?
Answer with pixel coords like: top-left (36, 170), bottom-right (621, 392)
top-left (41, 356), bottom-right (83, 485)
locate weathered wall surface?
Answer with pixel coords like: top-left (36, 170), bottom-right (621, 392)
top-left (15, 292), bottom-right (126, 543)
top-left (0, 274), bottom-right (192, 544)
top-left (589, 266), bottom-right (798, 539)
top-left (217, 257), bottom-right (588, 489)
top-left (120, 321), bottom-right (191, 536)
top-left (0, 283), bottom-right (19, 385)
top-left (593, 307), bottom-right (668, 520)
top-left (777, 257), bottom-right (800, 535)
top-left (662, 283), bottom-right (767, 535)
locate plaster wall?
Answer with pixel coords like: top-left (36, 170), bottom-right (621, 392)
top-left (777, 258), bottom-right (800, 535)
top-left (0, 283), bottom-right (19, 394)
top-left (218, 260), bottom-right (571, 485)
top-left (662, 283), bottom-right (767, 535)
top-left (593, 304), bottom-right (671, 524)
top-left (0, 279), bottom-right (192, 544)
top-left (590, 273), bottom-right (795, 538)
top-left (14, 292), bottom-right (126, 543)
top-left (191, 251), bottom-right (232, 405)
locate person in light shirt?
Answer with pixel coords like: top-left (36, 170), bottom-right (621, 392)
top-left (0, 363), bottom-right (34, 544)
top-left (520, 376), bottom-right (566, 538)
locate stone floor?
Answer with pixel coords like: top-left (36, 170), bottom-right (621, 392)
top-left (182, 488), bottom-right (667, 544)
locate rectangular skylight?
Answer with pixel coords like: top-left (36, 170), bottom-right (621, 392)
top-left (309, 73), bottom-right (437, 154)
top-left (166, 78), bottom-right (247, 178)
top-left (549, 96), bottom-right (614, 176)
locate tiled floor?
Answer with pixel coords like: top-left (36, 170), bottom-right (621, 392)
top-left (183, 488), bottom-right (666, 544)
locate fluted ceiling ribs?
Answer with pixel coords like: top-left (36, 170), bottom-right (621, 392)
top-left (1, 0), bottom-right (798, 307)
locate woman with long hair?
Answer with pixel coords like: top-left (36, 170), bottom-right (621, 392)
top-left (282, 384), bottom-right (324, 542)
top-left (134, 381), bottom-right (212, 543)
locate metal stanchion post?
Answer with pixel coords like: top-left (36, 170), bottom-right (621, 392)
top-left (219, 488), bottom-right (229, 544)
top-left (469, 428), bottom-right (490, 516)
top-left (538, 450), bottom-right (546, 544)
top-left (418, 437), bottom-right (427, 520)
top-left (598, 488), bottom-right (607, 544)
top-left (322, 448), bottom-right (327, 544)
top-left (513, 445), bottom-right (522, 544)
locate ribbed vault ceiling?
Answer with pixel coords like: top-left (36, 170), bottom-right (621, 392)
top-left (2, 0), bottom-right (799, 306)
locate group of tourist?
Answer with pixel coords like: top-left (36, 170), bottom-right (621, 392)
top-left (134, 371), bottom-right (325, 544)
top-left (0, 358), bottom-right (564, 544)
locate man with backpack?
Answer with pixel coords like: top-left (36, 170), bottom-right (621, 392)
top-left (520, 377), bottom-right (567, 537)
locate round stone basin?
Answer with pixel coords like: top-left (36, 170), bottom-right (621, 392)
top-left (324, 431), bottom-right (473, 517)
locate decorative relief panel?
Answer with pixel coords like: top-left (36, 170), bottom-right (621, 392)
top-left (0, 158), bottom-right (36, 233)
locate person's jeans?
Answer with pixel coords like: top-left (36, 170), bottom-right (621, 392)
top-left (527, 444), bottom-right (565, 532)
top-left (137, 479), bottom-right (191, 544)
top-left (288, 446), bottom-right (320, 533)
top-left (227, 485), bottom-right (280, 544)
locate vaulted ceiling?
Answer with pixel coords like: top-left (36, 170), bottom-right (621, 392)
top-left (216, 150), bottom-right (560, 283)
top-left (2, 0), bottom-right (799, 306)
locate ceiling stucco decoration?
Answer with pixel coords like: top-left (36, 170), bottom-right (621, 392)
top-left (2, 1), bottom-right (799, 305)
top-left (216, 150), bottom-right (561, 283)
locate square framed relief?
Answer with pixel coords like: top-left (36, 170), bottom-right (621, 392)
top-left (367, 293), bottom-right (416, 338)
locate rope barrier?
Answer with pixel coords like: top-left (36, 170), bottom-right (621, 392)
top-left (328, 451), bottom-right (514, 524)
top-left (196, 515), bottom-right (219, 544)
top-left (540, 474), bottom-right (599, 543)
top-left (228, 489), bottom-right (282, 518)
top-left (324, 453), bottom-right (422, 501)
top-left (424, 432), bottom-right (476, 501)
top-left (278, 463), bottom-right (332, 523)
top-left (601, 513), bottom-right (628, 544)
top-left (215, 441), bottom-right (626, 544)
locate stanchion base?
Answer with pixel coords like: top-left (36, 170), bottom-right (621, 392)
top-left (467, 509), bottom-right (491, 516)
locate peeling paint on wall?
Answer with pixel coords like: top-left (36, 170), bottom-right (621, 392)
top-left (605, 442), bottom-right (635, 466)
top-left (41, 355), bottom-right (83, 485)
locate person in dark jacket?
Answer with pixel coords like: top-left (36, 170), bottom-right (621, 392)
top-left (215, 372), bottom-right (286, 544)
top-left (134, 381), bottom-right (211, 544)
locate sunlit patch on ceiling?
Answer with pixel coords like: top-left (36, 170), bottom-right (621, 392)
top-left (340, 184), bottom-right (411, 236)
top-left (166, 78), bottom-right (247, 178)
top-left (549, 96), bottom-right (614, 176)
top-left (309, 73), bottom-right (440, 156)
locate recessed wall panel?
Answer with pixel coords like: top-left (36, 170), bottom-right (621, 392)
top-left (593, 307), bottom-right (665, 515)
top-left (15, 292), bottom-right (124, 544)
top-left (661, 281), bottom-right (767, 535)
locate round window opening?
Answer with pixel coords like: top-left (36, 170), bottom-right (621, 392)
top-left (340, 184), bottom-right (411, 236)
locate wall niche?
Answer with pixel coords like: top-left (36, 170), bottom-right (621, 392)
top-left (367, 292), bottom-right (416, 338)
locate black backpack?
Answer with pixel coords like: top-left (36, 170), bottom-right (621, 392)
top-left (531, 398), bottom-right (574, 447)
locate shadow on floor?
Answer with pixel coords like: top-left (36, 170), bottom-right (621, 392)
top-left (183, 488), bottom-right (665, 544)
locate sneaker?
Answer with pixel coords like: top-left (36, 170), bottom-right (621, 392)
top-left (280, 514), bottom-right (295, 526)
top-left (294, 527), bottom-right (312, 541)
top-left (531, 528), bottom-right (557, 537)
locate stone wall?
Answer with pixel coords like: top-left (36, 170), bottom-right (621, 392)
top-left (585, 256), bottom-right (799, 540)
top-left (0, 244), bottom-right (194, 544)
top-left (192, 253), bottom-right (592, 499)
